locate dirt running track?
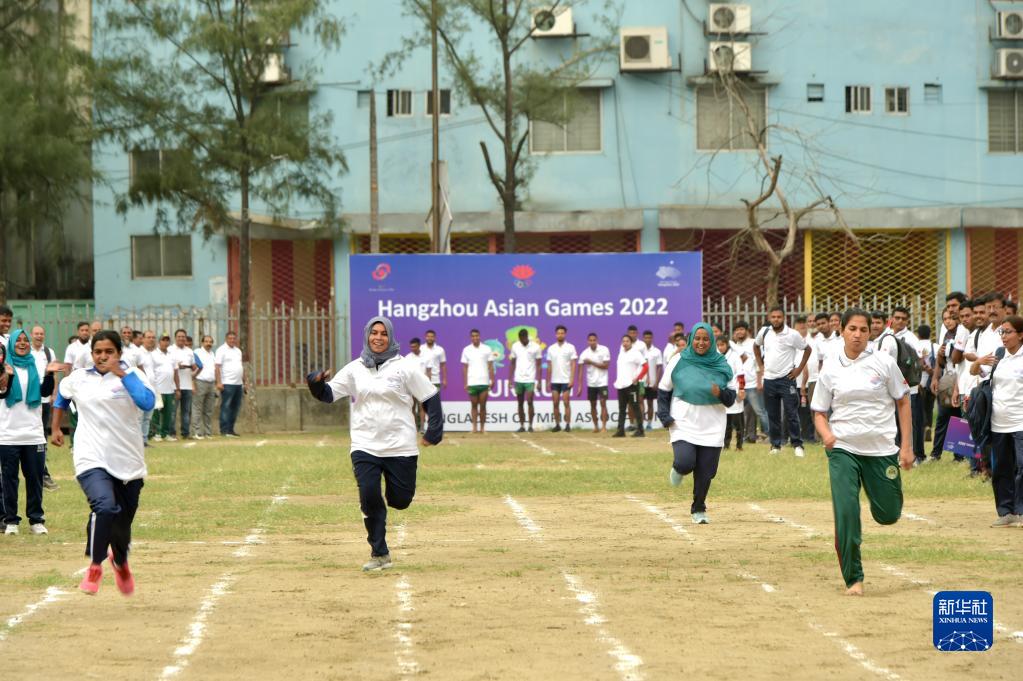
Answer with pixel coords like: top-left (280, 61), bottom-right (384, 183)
top-left (1, 496), bottom-right (1018, 680)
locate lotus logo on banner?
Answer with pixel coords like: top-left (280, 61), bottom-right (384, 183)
top-left (371, 263), bottom-right (391, 281)
top-left (656, 262), bottom-right (681, 288)
top-left (511, 264), bottom-right (535, 288)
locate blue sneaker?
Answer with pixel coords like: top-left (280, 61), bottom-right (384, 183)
top-left (669, 468), bottom-right (683, 487)
top-left (692, 512), bottom-right (709, 524)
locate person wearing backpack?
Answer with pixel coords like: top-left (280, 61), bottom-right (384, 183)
top-left (876, 307), bottom-right (927, 464)
top-left (971, 315), bottom-right (1023, 527)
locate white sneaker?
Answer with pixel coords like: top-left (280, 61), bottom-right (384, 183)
top-left (669, 468), bottom-right (683, 487)
top-left (152, 435), bottom-right (163, 442)
top-left (195, 435), bottom-right (205, 440)
top-left (362, 554), bottom-right (393, 571)
top-left (165, 436), bottom-right (178, 442)
top-left (769, 447), bottom-right (781, 455)
top-left (794, 446), bottom-right (806, 458)
top-left (692, 512), bottom-right (709, 524)
top-left (4, 524), bottom-right (18, 535)
top-left (29, 524), bottom-right (47, 535)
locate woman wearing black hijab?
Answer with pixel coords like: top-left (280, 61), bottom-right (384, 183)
top-left (308, 316), bottom-right (443, 571)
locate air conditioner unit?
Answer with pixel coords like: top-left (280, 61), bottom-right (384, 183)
top-left (995, 48), bottom-right (1023, 78)
top-left (532, 6), bottom-right (573, 37)
top-left (620, 27), bottom-right (672, 71)
top-left (998, 11), bottom-right (1023, 39)
top-left (708, 4), bottom-right (751, 34)
top-left (708, 41), bottom-right (752, 73)
top-left (260, 53), bottom-right (291, 84)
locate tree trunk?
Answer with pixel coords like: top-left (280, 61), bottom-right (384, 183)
top-left (238, 168), bottom-right (251, 359)
top-left (765, 260), bottom-right (781, 309)
top-left (369, 89), bottom-right (379, 254)
top-left (501, 43), bottom-right (516, 253)
top-left (0, 191), bottom-right (7, 306)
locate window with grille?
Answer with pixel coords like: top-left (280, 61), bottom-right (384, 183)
top-left (884, 87), bottom-right (909, 115)
top-left (988, 90), bottom-right (1023, 153)
top-left (130, 149), bottom-right (183, 192)
top-left (131, 235), bottom-right (192, 278)
top-left (529, 88), bottom-right (602, 154)
top-left (425, 89), bottom-right (452, 115)
top-left (806, 83), bottom-right (824, 103)
top-left (252, 93), bottom-right (310, 158)
top-left (845, 86), bottom-right (871, 114)
top-left (387, 89), bottom-right (413, 117)
top-left (696, 84), bottom-right (766, 151)
top-left (924, 83), bottom-right (942, 104)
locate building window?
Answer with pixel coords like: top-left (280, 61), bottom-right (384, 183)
top-left (844, 85), bottom-right (871, 114)
top-left (884, 87), bottom-right (909, 115)
top-left (988, 90), bottom-right (1023, 153)
top-left (131, 235), bottom-right (192, 279)
top-left (806, 83), bottom-right (824, 103)
top-left (357, 90), bottom-right (371, 108)
top-left (252, 93), bottom-right (310, 158)
top-left (530, 88), bottom-right (602, 154)
top-left (387, 89), bottom-right (413, 117)
top-left (129, 149), bottom-right (188, 192)
top-left (696, 84), bottom-right (766, 151)
top-left (924, 83), bottom-right (942, 104)
top-left (425, 89), bottom-right (452, 115)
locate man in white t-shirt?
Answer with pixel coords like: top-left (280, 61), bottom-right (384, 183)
top-left (641, 330), bottom-right (663, 431)
top-left (508, 328), bottom-right (541, 432)
top-left (546, 325), bottom-right (578, 433)
top-left (460, 329), bottom-right (494, 434)
top-left (191, 334), bottom-right (217, 439)
top-left (794, 316), bottom-right (819, 444)
top-left (753, 307), bottom-right (811, 456)
top-left (612, 334), bottom-right (647, 438)
top-left (420, 330), bottom-right (447, 395)
top-left (577, 332), bottom-right (611, 433)
top-left (876, 306), bottom-right (927, 462)
top-left (63, 322), bottom-right (91, 374)
top-left (730, 321), bottom-right (764, 443)
top-left (29, 325), bottom-right (59, 490)
top-left (151, 335), bottom-right (178, 441)
top-left (71, 321), bottom-right (104, 371)
top-left (662, 322), bottom-right (685, 364)
top-left (215, 331), bottom-right (244, 437)
top-left (138, 330), bottom-right (158, 444)
top-left (171, 329), bottom-right (198, 440)
top-left (406, 337), bottom-right (433, 432)
top-left (118, 326), bottom-right (139, 368)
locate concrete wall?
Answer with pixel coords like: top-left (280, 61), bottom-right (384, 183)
top-left (234, 387), bottom-right (349, 433)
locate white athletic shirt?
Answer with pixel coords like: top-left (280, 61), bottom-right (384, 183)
top-left (460, 343), bottom-right (494, 387)
top-left (730, 338), bottom-right (757, 387)
top-left (172, 345), bottom-right (196, 390)
top-left (325, 356), bottom-right (437, 458)
top-left (30, 345), bottom-right (54, 405)
top-left (215, 344), bottom-right (244, 385)
top-left (194, 347), bottom-right (216, 382)
top-left (658, 353), bottom-right (733, 447)
top-left (958, 329), bottom-right (981, 397)
top-left (662, 341), bottom-right (678, 365)
top-left (876, 328), bottom-right (921, 396)
top-left (755, 325), bottom-right (808, 380)
top-left (0, 367), bottom-right (46, 446)
top-left (138, 347), bottom-right (157, 380)
top-left (546, 341), bottom-right (578, 384)
top-left (420, 343), bottom-right (446, 385)
top-left (405, 351), bottom-right (431, 380)
top-left (613, 346), bottom-right (646, 390)
top-left (151, 348), bottom-right (177, 394)
top-left (645, 345), bottom-right (664, 387)
top-left (57, 365), bottom-right (155, 480)
top-left (978, 324), bottom-right (1003, 358)
top-left (578, 345), bottom-right (611, 388)
top-left (510, 341), bottom-right (542, 383)
top-left (64, 339), bottom-right (89, 369)
top-left (723, 349), bottom-right (745, 415)
top-left (978, 344), bottom-right (1023, 433)
top-left (812, 347), bottom-right (908, 456)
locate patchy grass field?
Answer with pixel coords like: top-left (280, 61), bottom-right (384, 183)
top-left (0, 430), bottom-right (1018, 680)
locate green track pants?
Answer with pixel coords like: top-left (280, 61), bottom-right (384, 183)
top-left (827, 448), bottom-right (903, 588)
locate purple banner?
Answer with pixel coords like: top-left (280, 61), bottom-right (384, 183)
top-left (349, 253), bottom-right (702, 431)
top-left (944, 417), bottom-right (976, 458)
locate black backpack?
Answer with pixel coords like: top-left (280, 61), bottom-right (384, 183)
top-left (881, 332), bottom-right (923, 387)
top-left (967, 347), bottom-right (1006, 450)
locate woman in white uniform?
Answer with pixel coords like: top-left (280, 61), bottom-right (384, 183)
top-left (307, 317), bottom-right (443, 571)
top-left (656, 323), bottom-right (737, 524)
top-left (51, 330), bottom-right (157, 595)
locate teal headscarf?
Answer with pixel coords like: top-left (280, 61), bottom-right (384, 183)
top-left (671, 322), bottom-right (733, 406)
top-left (5, 329), bottom-right (41, 409)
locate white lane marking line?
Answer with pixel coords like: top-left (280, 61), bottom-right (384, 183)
top-left (568, 434), bottom-right (620, 454)
top-left (0, 587), bottom-right (70, 642)
top-left (393, 524), bottom-right (418, 676)
top-left (901, 512), bottom-right (933, 524)
top-left (626, 496), bottom-right (694, 542)
top-left (160, 574), bottom-right (236, 679)
top-left (758, 505), bottom-right (1023, 646)
top-left (183, 442), bottom-right (197, 448)
top-left (511, 432), bottom-right (553, 456)
top-left (806, 619), bottom-right (906, 681)
top-left (562, 572), bottom-right (645, 681)
top-left (737, 570), bottom-right (778, 593)
top-left (160, 483), bottom-right (291, 677)
top-left (255, 439), bottom-right (268, 447)
top-left (446, 438), bottom-right (461, 447)
top-left (747, 503), bottom-right (820, 538)
top-left (503, 495), bottom-right (543, 538)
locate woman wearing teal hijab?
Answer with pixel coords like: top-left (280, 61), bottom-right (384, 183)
top-left (0, 329), bottom-right (55, 535)
top-left (656, 323), bottom-right (737, 524)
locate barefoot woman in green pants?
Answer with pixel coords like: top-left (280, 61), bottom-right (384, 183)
top-left (812, 308), bottom-right (915, 596)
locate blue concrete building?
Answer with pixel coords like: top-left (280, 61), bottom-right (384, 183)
top-left (91, 0), bottom-right (1023, 318)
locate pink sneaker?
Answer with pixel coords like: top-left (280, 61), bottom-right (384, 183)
top-left (108, 550), bottom-right (135, 596)
top-left (79, 564), bottom-right (102, 595)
